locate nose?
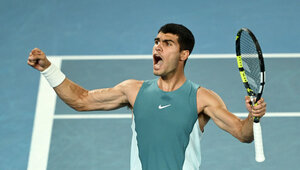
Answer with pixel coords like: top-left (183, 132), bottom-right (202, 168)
top-left (154, 43), bottom-right (162, 52)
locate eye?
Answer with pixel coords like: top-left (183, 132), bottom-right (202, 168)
top-left (154, 40), bottom-right (159, 45)
top-left (165, 41), bottom-right (172, 46)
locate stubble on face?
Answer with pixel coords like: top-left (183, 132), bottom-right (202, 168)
top-left (152, 32), bottom-right (181, 77)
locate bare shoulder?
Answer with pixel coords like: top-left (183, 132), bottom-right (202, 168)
top-left (196, 87), bottom-right (227, 112)
top-left (116, 79), bottom-right (144, 107)
top-left (117, 79), bottom-right (144, 91)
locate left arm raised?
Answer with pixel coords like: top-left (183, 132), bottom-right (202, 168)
top-left (198, 88), bottom-right (266, 143)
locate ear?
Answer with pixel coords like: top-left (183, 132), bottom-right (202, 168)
top-left (180, 50), bottom-right (190, 61)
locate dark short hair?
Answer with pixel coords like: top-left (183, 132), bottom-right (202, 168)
top-left (158, 23), bottom-right (195, 55)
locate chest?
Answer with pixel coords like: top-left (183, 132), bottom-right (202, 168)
top-left (134, 87), bottom-right (198, 132)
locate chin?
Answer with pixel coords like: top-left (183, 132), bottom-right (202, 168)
top-left (153, 69), bottom-right (162, 76)
top-left (153, 71), bottom-right (160, 76)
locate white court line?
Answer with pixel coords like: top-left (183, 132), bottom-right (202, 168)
top-left (235, 112), bottom-right (300, 117)
top-left (27, 58), bottom-right (62, 170)
top-left (54, 114), bottom-right (132, 119)
top-left (48, 53), bottom-right (300, 60)
top-left (53, 112), bottom-right (300, 119)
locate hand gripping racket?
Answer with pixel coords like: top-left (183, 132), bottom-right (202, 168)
top-left (235, 28), bottom-right (266, 162)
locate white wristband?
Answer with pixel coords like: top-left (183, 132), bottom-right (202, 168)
top-left (41, 64), bottom-right (66, 87)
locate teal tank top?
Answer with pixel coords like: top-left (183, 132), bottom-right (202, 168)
top-left (130, 79), bottom-right (203, 170)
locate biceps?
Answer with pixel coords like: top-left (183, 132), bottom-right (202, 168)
top-left (81, 87), bottom-right (129, 111)
top-left (206, 107), bottom-right (242, 135)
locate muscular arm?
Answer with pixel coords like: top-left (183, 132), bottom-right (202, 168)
top-left (54, 78), bottom-right (135, 111)
top-left (198, 88), bottom-right (266, 143)
top-left (27, 48), bottom-right (142, 112)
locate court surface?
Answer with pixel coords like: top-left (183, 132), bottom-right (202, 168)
top-left (28, 55), bottom-right (300, 170)
top-left (1, 0), bottom-right (300, 170)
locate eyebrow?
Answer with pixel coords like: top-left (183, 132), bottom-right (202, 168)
top-left (154, 38), bottom-right (175, 44)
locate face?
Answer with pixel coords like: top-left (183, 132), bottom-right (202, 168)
top-left (152, 32), bottom-right (184, 77)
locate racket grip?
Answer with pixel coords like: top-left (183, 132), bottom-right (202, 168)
top-left (253, 122), bottom-right (265, 162)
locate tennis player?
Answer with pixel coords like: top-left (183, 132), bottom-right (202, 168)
top-left (27, 23), bottom-right (266, 170)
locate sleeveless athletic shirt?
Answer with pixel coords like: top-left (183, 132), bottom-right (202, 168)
top-left (130, 79), bottom-right (203, 170)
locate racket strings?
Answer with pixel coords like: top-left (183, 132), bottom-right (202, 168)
top-left (240, 31), bottom-right (261, 95)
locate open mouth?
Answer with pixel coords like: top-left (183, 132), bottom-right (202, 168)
top-left (153, 54), bottom-right (163, 65)
top-left (153, 54), bottom-right (163, 70)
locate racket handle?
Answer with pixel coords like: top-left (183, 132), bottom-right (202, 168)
top-left (253, 122), bottom-right (265, 162)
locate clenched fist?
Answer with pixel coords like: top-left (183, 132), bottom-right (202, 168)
top-left (27, 48), bottom-right (51, 71)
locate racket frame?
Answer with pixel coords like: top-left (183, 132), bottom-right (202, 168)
top-left (235, 28), bottom-right (266, 123)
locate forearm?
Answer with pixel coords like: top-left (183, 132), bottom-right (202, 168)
top-left (240, 114), bottom-right (254, 143)
top-left (54, 78), bottom-right (89, 111)
top-left (41, 63), bottom-right (89, 111)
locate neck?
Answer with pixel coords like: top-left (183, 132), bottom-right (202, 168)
top-left (157, 71), bottom-right (186, 92)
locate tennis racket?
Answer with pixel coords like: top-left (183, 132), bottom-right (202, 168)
top-left (235, 28), bottom-right (266, 162)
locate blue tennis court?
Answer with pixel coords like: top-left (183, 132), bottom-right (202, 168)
top-left (1, 0), bottom-right (300, 169)
top-left (27, 55), bottom-right (300, 170)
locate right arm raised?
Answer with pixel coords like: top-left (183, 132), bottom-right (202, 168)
top-left (54, 78), bottom-right (132, 111)
top-left (27, 48), bottom-right (140, 111)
